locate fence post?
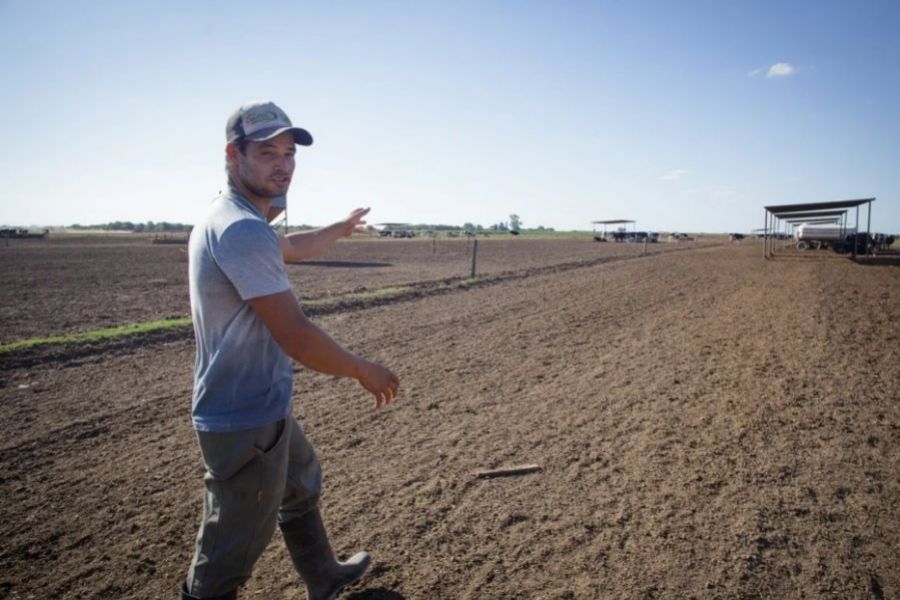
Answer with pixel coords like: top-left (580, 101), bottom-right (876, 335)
top-left (470, 239), bottom-right (478, 278)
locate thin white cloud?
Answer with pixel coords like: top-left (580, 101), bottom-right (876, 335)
top-left (747, 67), bottom-right (764, 78)
top-left (660, 169), bottom-right (690, 181)
top-left (766, 62), bottom-right (797, 78)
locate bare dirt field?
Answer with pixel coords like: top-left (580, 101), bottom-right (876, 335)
top-left (1, 237), bottom-right (898, 599)
top-left (0, 234), bottom-right (711, 344)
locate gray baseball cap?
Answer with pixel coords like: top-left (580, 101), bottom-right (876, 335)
top-left (226, 101), bottom-right (313, 146)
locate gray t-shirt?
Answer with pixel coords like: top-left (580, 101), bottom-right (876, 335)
top-left (188, 189), bottom-right (293, 432)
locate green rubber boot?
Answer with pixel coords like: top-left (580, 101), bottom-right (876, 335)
top-left (280, 508), bottom-right (371, 600)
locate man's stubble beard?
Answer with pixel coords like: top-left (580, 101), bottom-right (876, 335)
top-left (244, 178), bottom-right (288, 200)
top-left (233, 166), bottom-right (291, 200)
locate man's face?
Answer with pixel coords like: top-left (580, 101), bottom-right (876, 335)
top-left (230, 131), bottom-right (296, 199)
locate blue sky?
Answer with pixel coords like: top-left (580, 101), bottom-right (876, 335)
top-left (1, 1), bottom-right (898, 232)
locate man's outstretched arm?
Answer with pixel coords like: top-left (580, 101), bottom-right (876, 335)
top-left (277, 207), bottom-right (370, 263)
top-left (248, 288), bottom-right (398, 408)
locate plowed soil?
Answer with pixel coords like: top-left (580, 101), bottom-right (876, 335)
top-left (0, 238), bottom-right (898, 600)
top-left (0, 234), bottom-right (703, 343)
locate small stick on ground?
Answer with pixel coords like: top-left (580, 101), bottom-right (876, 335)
top-left (473, 464), bottom-right (542, 479)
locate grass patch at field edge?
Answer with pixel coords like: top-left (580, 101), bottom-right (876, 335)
top-left (303, 286), bottom-right (415, 307)
top-left (0, 317), bottom-right (193, 354)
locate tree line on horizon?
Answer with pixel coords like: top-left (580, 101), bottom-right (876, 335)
top-left (65, 214), bottom-right (555, 234)
top-left (371, 215), bottom-right (553, 233)
top-left (68, 221), bottom-right (193, 233)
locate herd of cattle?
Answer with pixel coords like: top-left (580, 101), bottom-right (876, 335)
top-left (593, 231), bottom-right (662, 242)
top-left (801, 232), bottom-right (897, 253)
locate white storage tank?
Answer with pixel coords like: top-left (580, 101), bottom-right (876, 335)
top-left (795, 225), bottom-right (855, 241)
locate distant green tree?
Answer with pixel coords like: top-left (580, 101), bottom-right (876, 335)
top-left (107, 221), bottom-right (134, 231)
top-left (509, 214), bottom-right (522, 231)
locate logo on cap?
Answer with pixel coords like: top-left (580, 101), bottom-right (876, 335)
top-left (226, 101), bottom-right (313, 146)
top-left (243, 109), bottom-right (282, 126)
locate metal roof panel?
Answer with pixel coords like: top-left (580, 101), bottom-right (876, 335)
top-left (765, 198), bottom-right (874, 214)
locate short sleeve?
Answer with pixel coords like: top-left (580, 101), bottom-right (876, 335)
top-left (213, 219), bottom-right (291, 300)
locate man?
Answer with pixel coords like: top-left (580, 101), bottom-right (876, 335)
top-left (183, 100), bottom-right (399, 600)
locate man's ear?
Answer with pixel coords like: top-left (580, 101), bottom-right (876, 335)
top-left (225, 142), bottom-right (240, 167)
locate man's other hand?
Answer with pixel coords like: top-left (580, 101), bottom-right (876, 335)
top-left (340, 208), bottom-right (371, 237)
top-left (356, 360), bottom-right (399, 409)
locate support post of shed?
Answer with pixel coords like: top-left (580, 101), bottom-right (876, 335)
top-left (770, 214), bottom-right (775, 256)
top-left (775, 215), bottom-right (779, 253)
top-left (866, 199), bottom-right (873, 255)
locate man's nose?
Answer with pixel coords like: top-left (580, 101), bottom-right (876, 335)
top-left (275, 155), bottom-right (294, 171)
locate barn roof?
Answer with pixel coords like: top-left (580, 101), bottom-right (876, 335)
top-left (770, 210), bottom-right (848, 220)
top-left (764, 198), bottom-right (874, 215)
top-left (591, 219), bottom-right (635, 224)
top-left (782, 214), bottom-right (843, 221)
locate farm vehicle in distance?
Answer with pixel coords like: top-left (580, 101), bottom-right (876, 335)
top-left (379, 229), bottom-right (416, 238)
top-left (1, 227), bottom-right (49, 239)
top-left (795, 225), bottom-right (895, 253)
